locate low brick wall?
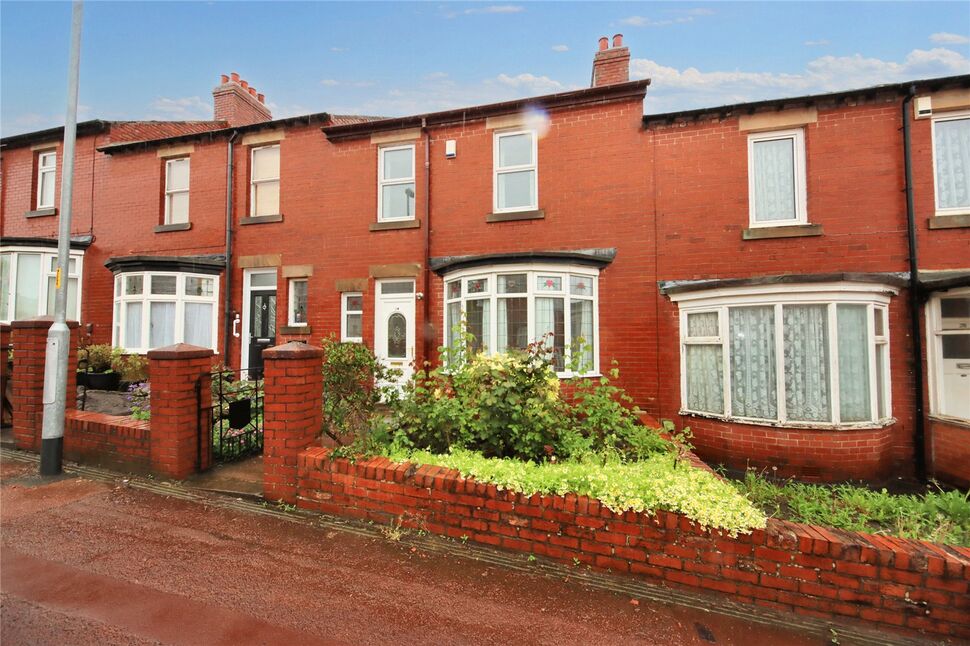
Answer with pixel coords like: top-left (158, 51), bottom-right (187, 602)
top-left (297, 447), bottom-right (970, 639)
top-left (928, 416), bottom-right (970, 489)
top-left (64, 410), bottom-right (151, 474)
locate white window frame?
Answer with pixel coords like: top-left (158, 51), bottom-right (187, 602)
top-left (0, 246), bottom-right (84, 324)
top-left (111, 271), bottom-right (219, 354)
top-left (930, 110), bottom-right (970, 217)
top-left (493, 129), bottom-right (538, 213)
top-left (672, 282), bottom-right (896, 428)
top-left (287, 278), bottom-right (308, 327)
top-left (443, 263), bottom-right (599, 377)
top-left (36, 150), bottom-right (57, 209)
top-left (377, 144), bottom-right (416, 221)
top-left (747, 128), bottom-right (808, 228)
top-left (341, 292), bottom-right (363, 342)
top-left (250, 144), bottom-right (280, 217)
top-left (163, 157), bottom-right (190, 225)
top-left (926, 286), bottom-right (970, 422)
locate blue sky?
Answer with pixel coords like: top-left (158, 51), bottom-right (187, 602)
top-left (2, 1), bottom-right (969, 136)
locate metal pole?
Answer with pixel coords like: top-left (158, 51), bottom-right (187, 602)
top-left (40, 1), bottom-right (84, 476)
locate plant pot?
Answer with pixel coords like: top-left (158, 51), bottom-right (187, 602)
top-left (86, 372), bottom-right (121, 391)
top-left (76, 372), bottom-right (89, 388)
top-left (228, 398), bottom-right (252, 429)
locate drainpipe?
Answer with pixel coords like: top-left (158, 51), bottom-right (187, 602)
top-left (223, 130), bottom-right (239, 364)
top-left (422, 117), bottom-right (433, 366)
top-left (902, 85), bottom-right (927, 481)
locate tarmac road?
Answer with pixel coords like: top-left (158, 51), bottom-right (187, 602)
top-left (0, 456), bottom-right (825, 645)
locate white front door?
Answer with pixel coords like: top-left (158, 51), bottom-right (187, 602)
top-left (375, 279), bottom-right (416, 388)
top-left (939, 294), bottom-right (970, 419)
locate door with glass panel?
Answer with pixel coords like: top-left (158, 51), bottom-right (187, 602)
top-left (242, 270), bottom-right (277, 377)
top-left (939, 294), bottom-right (970, 419)
top-left (374, 279), bottom-right (415, 388)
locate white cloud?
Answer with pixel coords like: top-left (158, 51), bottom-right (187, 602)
top-left (634, 47), bottom-right (970, 114)
top-left (620, 8), bottom-right (711, 27)
top-left (463, 4), bottom-right (523, 15)
top-left (551, 44), bottom-right (569, 53)
top-left (494, 73), bottom-right (568, 94)
top-left (330, 46), bottom-right (349, 52)
top-left (320, 79), bottom-right (340, 87)
top-left (148, 96), bottom-right (212, 120)
top-left (804, 39), bottom-right (830, 47)
top-left (930, 32), bottom-right (970, 45)
top-left (320, 79), bottom-right (376, 88)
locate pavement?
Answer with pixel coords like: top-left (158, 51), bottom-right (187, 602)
top-left (0, 452), bottom-right (906, 646)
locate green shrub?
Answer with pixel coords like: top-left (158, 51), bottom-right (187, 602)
top-left (113, 352), bottom-right (148, 382)
top-left (382, 447), bottom-right (766, 536)
top-left (321, 335), bottom-right (399, 446)
top-left (83, 344), bottom-right (115, 373)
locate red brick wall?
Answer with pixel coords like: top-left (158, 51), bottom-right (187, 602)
top-left (298, 448), bottom-right (970, 639)
top-left (928, 418), bottom-right (970, 489)
top-left (213, 81), bottom-right (272, 127)
top-left (64, 409), bottom-right (151, 474)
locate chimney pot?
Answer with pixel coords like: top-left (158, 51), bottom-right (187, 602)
top-left (612, 33), bottom-right (623, 48)
top-left (221, 74), bottom-right (229, 84)
top-left (230, 72), bottom-right (240, 82)
top-left (257, 93), bottom-right (265, 104)
top-left (598, 36), bottom-right (609, 51)
top-left (240, 80), bottom-right (249, 90)
top-left (249, 87), bottom-right (257, 97)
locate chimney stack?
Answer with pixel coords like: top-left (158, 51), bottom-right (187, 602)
top-left (591, 33), bottom-right (630, 87)
top-left (213, 73), bottom-right (273, 126)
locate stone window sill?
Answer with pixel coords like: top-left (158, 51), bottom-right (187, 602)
top-left (679, 409), bottom-right (896, 431)
top-left (25, 208), bottom-right (57, 218)
top-left (279, 325), bottom-right (311, 335)
top-left (154, 222), bottom-right (192, 233)
top-left (928, 214), bottom-right (970, 230)
top-left (369, 219), bottom-right (420, 232)
top-left (742, 224), bottom-right (823, 240)
top-left (240, 214), bottom-right (283, 226)
top-left (486, 209), bottom-right (545, 223)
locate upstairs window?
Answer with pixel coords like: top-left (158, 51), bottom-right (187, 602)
top-left (494, 130), bottom-right (537, 212)
top-left (932, 112), bottom-right (970, 216)
top-left (250, 144), bottom-right (280, 217)
top-left (748, 129), bottom-right (807, 227)
top-left (378, 145), bottom-right (415, 221)
top-left (36, 151), bottom-right (57, 209)
top-left (674, 284), bottom-right (894, 427)
top-left (164, 157), bottom-right (190, 224)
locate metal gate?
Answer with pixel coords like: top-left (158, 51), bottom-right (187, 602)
top-left (197, 367), bottom-right (264, 467)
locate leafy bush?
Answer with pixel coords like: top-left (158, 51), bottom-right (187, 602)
top-left (733, 470), bottom-right (970, 546)
top-left (321, 335), bottom-right (399, 446)
top-left (381, 447), bottom-right (766, 536)
top-left (83, 344), bottom-right (116, 373)
top-left (113, 353), bottom-right (148, 382)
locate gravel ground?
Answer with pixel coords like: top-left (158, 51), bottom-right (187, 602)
top-left (0, 456), bottom-right (824, 645)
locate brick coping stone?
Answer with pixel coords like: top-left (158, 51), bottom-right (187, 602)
top-left (296, 447), bottom-right (970, 640)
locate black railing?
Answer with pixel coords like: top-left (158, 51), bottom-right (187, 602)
top-left (198, 367), bottom-right (264, 466)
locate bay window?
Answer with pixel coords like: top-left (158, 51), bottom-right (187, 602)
top-left (113, 271), bottom-right (219, 353)
top-left (674, 283), bottom-right (894, 426)
top-left (0, 248), bottom-right (83, 323)
top-left (444, 264), bottom-right (598, 375)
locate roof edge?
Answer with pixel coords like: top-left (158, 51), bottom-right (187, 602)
top-left (430, 248), bottom-right (617, 275)
top-left (658, 272), bottom-right (910, 296)
top-left (104, 254), bottom-right (226, 274)
top-left (0, 120), bottom-right (111, 149)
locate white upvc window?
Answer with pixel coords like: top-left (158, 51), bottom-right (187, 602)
top-left (927, 288), bottom-right (970, 422)
top-left (673, 282), bottom-right (895, 428)
top-left (164, 157), bottom-right (190, 224)
top-left (747, 128), bottom-right (808, 227)
top-left (0, 247), bottom-right (83, 324)
top-left (494, 129), bottom-right (538, 212)
top-left (250, 144), bottom-right (280, 217)
top-left (443, 263), bottom-right (598, 376)
top-left (36, 150), bottom-right (57, 209)
top-left (378, 144), bottom-right (415, 221)
top-left (112, 271), bottom-right (219, 353)
top-left (341, 292), bottom-right (363, 342)
top-left (931, 111), bottom-right (970, 216)
top-left (288, 278), bottom-right (308, 327)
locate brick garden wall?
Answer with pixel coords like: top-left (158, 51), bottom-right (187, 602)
top-left (296, 448), bottom-right (970, 639)
top-left (64, 409), bottom-right (151, 474)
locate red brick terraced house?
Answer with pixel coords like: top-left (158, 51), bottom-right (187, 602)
top-left (2, 37), bottom-right (968, 486)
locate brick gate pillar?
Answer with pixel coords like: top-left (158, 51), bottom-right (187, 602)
top-left (10, 317), bottom-right (79, 452)
top-left (262, 341), bottom-right (323, 504)
top-left (147, 343), bottom-right (213, 480)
